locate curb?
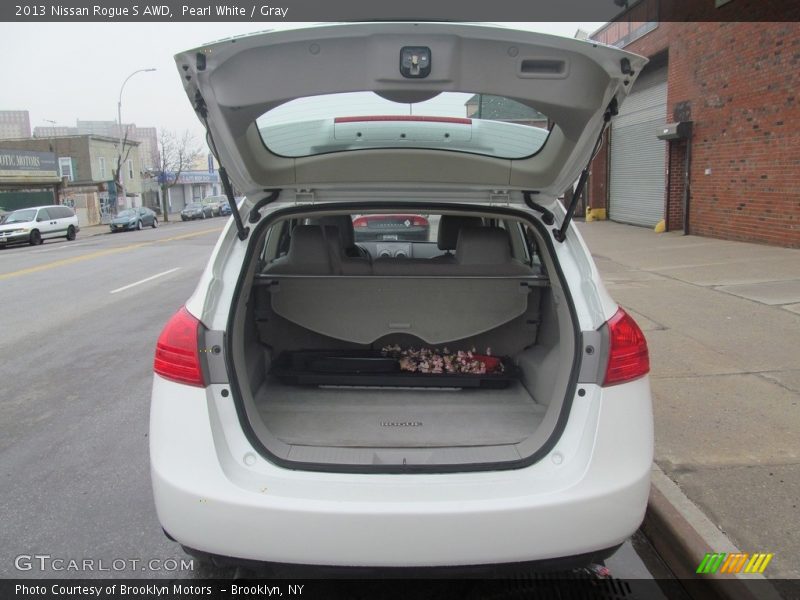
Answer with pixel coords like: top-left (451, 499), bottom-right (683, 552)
top-left (81, 218), bottom-right (184, 238)
top-left (641, 465), bottom-right (783, 600)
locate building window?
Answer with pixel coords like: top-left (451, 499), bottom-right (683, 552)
top-left (98, 156), bottom-right (106, 180)
top-left (59, 157), bottom-right (73, 181)
top-left (127, 159), bottom-right (134, 180)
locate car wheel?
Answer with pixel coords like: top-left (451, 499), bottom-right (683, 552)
top-left (66, 225), bottom-right (76, 241)
top-left (152, 218), bottom-right (158, 228)
top-left (136, 220), bottom-right (143, 230)
top-left (29, 230), bottom-right (42, 245)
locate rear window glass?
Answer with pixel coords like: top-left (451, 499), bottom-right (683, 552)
top-left (257, 92), bottom-right (550, 159)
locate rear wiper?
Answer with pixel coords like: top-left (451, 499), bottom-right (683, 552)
top-left (553, 97), bottom-right (618, 243)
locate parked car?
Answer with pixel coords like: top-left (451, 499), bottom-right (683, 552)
top-left (201, 195), bottom-right (226, 216)
top-left (0, 205), bottom-right (79, 247)
top-left (352, 213), bottom-right (430, 242)
top-left (180, 202), bottom-right (213, 220)
top-left (109, 207), bottom-right (158, 232)
top-left (152, 23), bottom-right (652, 572)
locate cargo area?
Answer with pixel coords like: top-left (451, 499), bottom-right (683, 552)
top-left (225, 209), bottom-right (579, 469)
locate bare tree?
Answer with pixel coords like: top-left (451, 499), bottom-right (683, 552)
top-left (156, 130), bottom-right (202, 222)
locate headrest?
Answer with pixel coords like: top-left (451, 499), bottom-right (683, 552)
top-left (437, 215), bottom-right (483, 250)
top-left (287, 225), bottom-right (331, 270)
top-left (307, 215), bottom-right (356, 249)
top-left (456, 227), bottom-right (513, 265)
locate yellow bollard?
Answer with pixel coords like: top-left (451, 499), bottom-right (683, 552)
top-left (586, 207), bottom-right (606, 222)
top-left (654, 219), bottom-right (666, 233)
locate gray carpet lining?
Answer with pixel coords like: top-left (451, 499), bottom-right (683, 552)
top-left (254, 379), bottom-right (545, 448)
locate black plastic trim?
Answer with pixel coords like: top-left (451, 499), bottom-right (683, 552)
top-left (248, 188), bottom-right (281, 223)
top-left (223, 201), bottom-right (583, 474)
top-left (179, 543), bottom-right (622, 575)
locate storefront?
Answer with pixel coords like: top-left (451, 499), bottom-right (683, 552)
top-left (0, 149), bottom-right (61, 211)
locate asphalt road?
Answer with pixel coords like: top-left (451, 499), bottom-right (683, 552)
top-left (0, 218), bottom-right (681, 595)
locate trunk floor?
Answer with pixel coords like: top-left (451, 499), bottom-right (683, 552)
top-left (255, 379), bottom-right (546, 448)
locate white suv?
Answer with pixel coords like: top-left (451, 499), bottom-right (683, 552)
top-left (151, 22), bottom-right (653, 570)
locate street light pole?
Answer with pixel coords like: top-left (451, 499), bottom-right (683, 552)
top-left (117, 68), bottom-right (156, 210)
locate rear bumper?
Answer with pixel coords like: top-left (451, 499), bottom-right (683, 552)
top-left (150, 376), bottom-right (653, 567)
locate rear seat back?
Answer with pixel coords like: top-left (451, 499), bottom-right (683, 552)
top-left (455, 226), bottom-right (532, 275)
top-left (323, 225), bottom-right (372, 275)
top-left (372, 226), bottom-right (531, 276)
top-left (263, 225), bottom-right (331, 274)
top-left (430, 215), bottom-right (483, 262)
top-left (264, 223), bottom-right (532, 277)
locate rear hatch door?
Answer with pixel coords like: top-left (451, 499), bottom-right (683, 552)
top-left (176, 22), bottom-right (646, 200)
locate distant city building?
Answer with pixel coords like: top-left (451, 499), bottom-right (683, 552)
top-left (34, 119), bottom-right (160, 171)
top-left (0, 110), bottom-right (32, 139)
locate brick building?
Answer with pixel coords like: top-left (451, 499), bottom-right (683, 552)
top-left (586, 1), bottom-right (800, 247)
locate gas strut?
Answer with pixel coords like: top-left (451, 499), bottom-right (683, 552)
top-left (552, 97), bottom-right (617, 243)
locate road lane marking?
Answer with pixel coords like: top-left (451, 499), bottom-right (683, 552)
top-left (110, 267), bottom-right (181, 294)
top-left (30, 242), bottom-right (91, 254)
top-left (0, 226), bottom-right (222, 281)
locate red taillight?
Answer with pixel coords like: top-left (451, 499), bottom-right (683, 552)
top-left (603, 308), bottom-right (649, 386)
top-left (352, 216), bottom-right (368, 228)
top-left (153, 307), bottom-right (205, 387)
top-left (411, 216), bottom-right (429, 227)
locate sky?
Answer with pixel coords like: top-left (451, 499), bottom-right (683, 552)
top-left (0, 22), bottom-right (603, 150)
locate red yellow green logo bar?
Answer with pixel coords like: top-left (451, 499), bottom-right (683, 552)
top-left (696, 552), bottom-right (773, 574)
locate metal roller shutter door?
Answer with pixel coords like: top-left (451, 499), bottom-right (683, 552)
top-left (609, 67), bottom-right (667, 227)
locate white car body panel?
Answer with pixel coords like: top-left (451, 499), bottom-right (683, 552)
top-left (151, 375), bottom-right (652, 565)
top-left (155, 22), bottom-right (654, 568)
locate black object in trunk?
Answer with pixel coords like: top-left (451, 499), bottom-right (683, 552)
top-left (273, 350), bottom-right (518, 389)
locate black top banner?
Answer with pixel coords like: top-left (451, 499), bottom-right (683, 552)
top-left (3, 0), bottom-right (800, 22)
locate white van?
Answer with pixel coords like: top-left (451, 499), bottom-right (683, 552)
top-left (0, 204), bottom-right (79, 246)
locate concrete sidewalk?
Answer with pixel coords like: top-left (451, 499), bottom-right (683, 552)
top-left (578, 221), bottom-right (800, 580)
